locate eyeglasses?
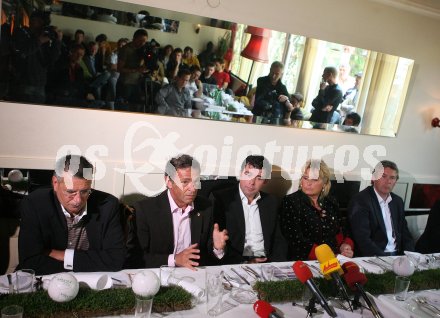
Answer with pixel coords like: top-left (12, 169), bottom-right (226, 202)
top-left (63, 189), bottom-right (93, 199)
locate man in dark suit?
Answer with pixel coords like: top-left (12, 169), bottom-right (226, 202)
top-left (213, 155), bottom-right (286, 264)
top-left (348, 160), bottom-right (414, 257)
top-left (18, 155), bottom-right (126, 275)
top-left (415, 199), bottom-right (440, 254)
top-left (127, 154), bottom-right (228, 269)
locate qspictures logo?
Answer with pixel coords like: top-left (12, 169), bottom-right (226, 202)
top-left (56, 121), bottom-right (388, 195)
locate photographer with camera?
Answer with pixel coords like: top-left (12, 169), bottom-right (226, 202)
top-left (252, 61), bottom-right (293, 125)
top-left (116, 29), bottom-right (149, 112)
top-left (10, 10), bottom-right (62, 104)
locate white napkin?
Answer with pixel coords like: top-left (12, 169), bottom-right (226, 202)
top-left (42, 272), bottom-right (131, 291)
top-left (322, 307), bottom-right (362, 318)
top-left (404, 251), bottom-right (430, 269)
top-left (378, 293), bottom-right (421, 318)
top-left (161, 271), bottom-right (204, 299)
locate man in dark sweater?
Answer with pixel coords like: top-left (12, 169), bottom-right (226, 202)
top-left (309, 66), bottom-right (343, 123)
top-left (253, 61), bottom-right (294, 122)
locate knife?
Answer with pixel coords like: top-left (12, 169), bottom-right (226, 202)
top-left (231, 268), bottom-right (250, 285)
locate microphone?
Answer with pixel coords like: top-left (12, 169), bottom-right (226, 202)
top-left (342, 262), bottom-right (385, 318)
top-left (292, 261), bottom-right (337, 317)
top-left (315, 244), bottom-right (352, 310)
top-left (253, 300), bottom-right (282, 318)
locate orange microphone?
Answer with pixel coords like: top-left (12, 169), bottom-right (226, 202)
top-left (315, 244), bottom-right (344, 278)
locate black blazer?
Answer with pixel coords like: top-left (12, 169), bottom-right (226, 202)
top-left (128, 191), bottom-right (215, 268)
top-left (18, 188), bottom-right (126, 275)
top-left (347, 186), bottom-right (414, 256)
top-left (415, 200), bottom-right (440, 254)
top-left (212, 185), bottom-right (287, 264)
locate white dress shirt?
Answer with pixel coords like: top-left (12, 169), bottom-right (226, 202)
top-left (374, 189), bottom-right (396, 253)
top-left (167, 190), bottom-right (193, 266)
top-left (239, 186), bottom-right (266, 257)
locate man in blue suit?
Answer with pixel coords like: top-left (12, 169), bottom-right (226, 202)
top-left (348, 160), bottom-right (414, 256)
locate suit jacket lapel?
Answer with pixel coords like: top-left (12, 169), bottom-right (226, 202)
top-left (190, 206), bottom-right (202, 245)
top-left (50, 191), bottom-right (69, 248)
top-left (232, 189), bottom-right (246, 246)
top-left (158, 191), bottom-right (175, 250)
top-left (257, 193), bottom-right (272, 252)
top-left (388, 197), bottom-right (400, 245)
top-left (368, 187), bottom-right (387, 235)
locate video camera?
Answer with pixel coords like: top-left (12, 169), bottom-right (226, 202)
top-left (262, 90), bottom-right (283, 119)
top-left (138, 43), bottom-right (159, 73)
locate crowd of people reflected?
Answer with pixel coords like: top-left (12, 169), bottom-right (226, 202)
top-left (0, 0), bottom-right (413, 136)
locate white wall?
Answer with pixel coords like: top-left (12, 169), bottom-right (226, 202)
top-left (1, 0), bottom-right (440, 200)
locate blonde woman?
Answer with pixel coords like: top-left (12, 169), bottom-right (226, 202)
top-left (280, 160), bottom-right (354, 260)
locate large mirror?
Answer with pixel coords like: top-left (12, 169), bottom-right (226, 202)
top-left (0, 0), bottom-right (414, 137)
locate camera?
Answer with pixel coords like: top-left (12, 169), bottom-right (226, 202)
top-left (267, 90), bottom-right (278, 101)
top-left (263, 90), bottom-right (283, 119)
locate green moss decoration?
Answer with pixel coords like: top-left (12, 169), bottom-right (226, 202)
top-left (254, 269), bottom-right (440, 303)
top-left (0, 286), bottom-right (192, 317)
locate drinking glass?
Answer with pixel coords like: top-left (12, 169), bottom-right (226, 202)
top-left (261, 264), bottom-right (275, 281)
top-left (15, 269), bottom-right (34, 293)
top-left (206, 268), bottom-right (224, 316)
top-left (1, 305), bottom-right (23, 318)
top-left (134, 296), bottom-right (153, 318)
top-left (394, 276), bottom-right (410, 301)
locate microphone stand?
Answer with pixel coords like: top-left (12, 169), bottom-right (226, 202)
top-left (352, 291), bottom-right (363, 310)
top-left (333, 275), bottom-right (354, 312)
top-left (305, 295), bottom-right (318, 318)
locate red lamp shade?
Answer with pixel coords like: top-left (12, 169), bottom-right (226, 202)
top-left (240, 26), bottom-right (271, 63)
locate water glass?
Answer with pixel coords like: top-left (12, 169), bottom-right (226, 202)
top-left (134, 296), bottom-right (153, 318)
top-left (394, 276), bottom-right (410, 301)
top-left (1, 305), bottom-right (23, 318)
top-left (206, 268), bottom-right (224, 316)
top-left (15, 269), bottom-right (35, 293)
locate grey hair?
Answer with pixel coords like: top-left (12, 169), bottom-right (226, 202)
top-left (54, 155), bottom-right (94, 180)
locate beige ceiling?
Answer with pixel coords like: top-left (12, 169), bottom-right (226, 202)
top-left (372, 0), bottom-right (440, 18)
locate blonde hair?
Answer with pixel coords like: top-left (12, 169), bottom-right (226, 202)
top-left (301, 159), bottom-right (331, 198)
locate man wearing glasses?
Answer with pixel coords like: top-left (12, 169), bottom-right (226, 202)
top-left (18, 155), bottom-right (126, 275)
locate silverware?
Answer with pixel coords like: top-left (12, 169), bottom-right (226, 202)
top-left (7, 274), bottom-right (14, 294)
top-left (414, 297), bottom-right (440, 316)
top-left (376, 256), bottom-right (393, 269)
top-left (243, 265), bottom-right (265, 281)
top-left (231, 268), bottom-right (251, 285)
top-left (363, 259), bottom-right (388, 272)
